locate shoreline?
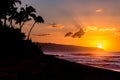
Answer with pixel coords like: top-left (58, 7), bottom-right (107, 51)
top-left (39, 54), bottom-right (120, 80)
top-left (44, 51), bottom-right (120, 72)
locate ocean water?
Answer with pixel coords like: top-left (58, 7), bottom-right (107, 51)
top-left (44, 52), bottom-right (120, 72)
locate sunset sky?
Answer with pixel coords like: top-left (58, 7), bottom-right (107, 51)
top-left (21, 0), bottom-right (120, 52)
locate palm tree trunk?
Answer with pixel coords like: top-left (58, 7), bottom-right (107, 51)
top-left (20, 22), bottom-right (25, 31)
top-left (4, 18), bottom-right (7, 26)
top-left (27, 22), bottom-right (36, 40)
top-left (20, 24), bottom-right (22, 31)
top-left (19, 23), bottom-right (22, 32)
top-left (9, 20), bottom-right (12, 27)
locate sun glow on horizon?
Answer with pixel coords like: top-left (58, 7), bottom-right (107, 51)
top-left (89, 39), bottom-right (110, 51)
top-left (97, 44), bottom-right (103, 49)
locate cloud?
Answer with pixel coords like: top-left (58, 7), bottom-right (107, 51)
top-left (86, 26), bottom-right (98, 31)
top-left (65, 28), bottom-right (85, 38)
top-left (86, 26), bottom-right (116, 32)
top-left (72, 28), bottom-right (85, 38)
top-left (114, 31), bottom-right (120, 37)
top-left (47, 23), bottom-right (64, 29)
top-left (99, 28), bottom-right (116, 31)
top-left (65, 32), bottom-right (73, 37)
top-left (33, 34), bottom-right (51, 36)
top-left (96, 9), bottom-right (103, 13)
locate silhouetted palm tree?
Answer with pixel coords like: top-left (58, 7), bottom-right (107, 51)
top-left (0, 0), bottom-right (45, 41)
top-left (8, 7), bottom-right (18, 27)
top-left (27, 15), bottom-right (44, 40)
top-left (15, 5), bottom-right (36, 31)
top-left (0, 0), bottom-right (21, 27)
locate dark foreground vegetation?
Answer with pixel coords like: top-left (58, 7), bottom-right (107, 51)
top-left (0, 0), bottom-right (120, 80)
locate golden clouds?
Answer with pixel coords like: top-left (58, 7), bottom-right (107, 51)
top-left (99, 28), bottom-right (116, 31)
top-left (86, 26), bottom-right (116, 32)
top-left (114, 31), bottom-right (120, 37)
top-left (96, 9), bottom-right (103, 13)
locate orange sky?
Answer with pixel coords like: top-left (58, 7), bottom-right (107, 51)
top-left (21, 0), bottom-right (120, 52)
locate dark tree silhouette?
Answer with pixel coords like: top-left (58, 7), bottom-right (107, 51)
top-left (8, 7), bottom-right (18, 27)
top-left (27, 15), bottom-right (44, 40)
top-left (0, 0), bottom-right (21, 27)
top-left (15, 5), bottom-right (36, 31)
top-left (0, 0), bottom-right (45, 59)
top-left (0, 0), bottom-right (44, 40)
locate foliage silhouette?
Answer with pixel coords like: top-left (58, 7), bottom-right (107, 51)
top-left (0, 0), bottom-right (44, 40)
top-left (0, 0), bottom-right (44, 57)
top-left (27, 15), bottom-right (44, 40)
top-left (15, 5), bottom-right (36, 31)
top-left (0, 0), bottom-right (21, 26)
top-left (8, 7), bottom-right (18, 27)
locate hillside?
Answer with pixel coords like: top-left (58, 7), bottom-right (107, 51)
top-left (38, 43), bottom-right (104, 52)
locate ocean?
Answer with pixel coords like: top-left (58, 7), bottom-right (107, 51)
top-left (44, 52), bottom-right (120, 72)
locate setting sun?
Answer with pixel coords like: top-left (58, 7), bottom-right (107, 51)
top-left (97, 44), bottom-right (103, 49)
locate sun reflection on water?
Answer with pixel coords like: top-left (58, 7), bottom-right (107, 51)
top-left (90, 52), bottom-right (112, 60)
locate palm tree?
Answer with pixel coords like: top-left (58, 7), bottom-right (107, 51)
top-left (27, 15), bottom-right (44, 40)
top-left (0, 0), bottom-right (21, 27)
top-left (15, 5), bottom-right (36, 31)
top-left (20, 5), bottom-right (36, 30)
top-left (8, 7), bottom-right (18, 27)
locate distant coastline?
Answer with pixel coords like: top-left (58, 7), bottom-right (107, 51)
top-left (37, 43), bottom-right (105, 52)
